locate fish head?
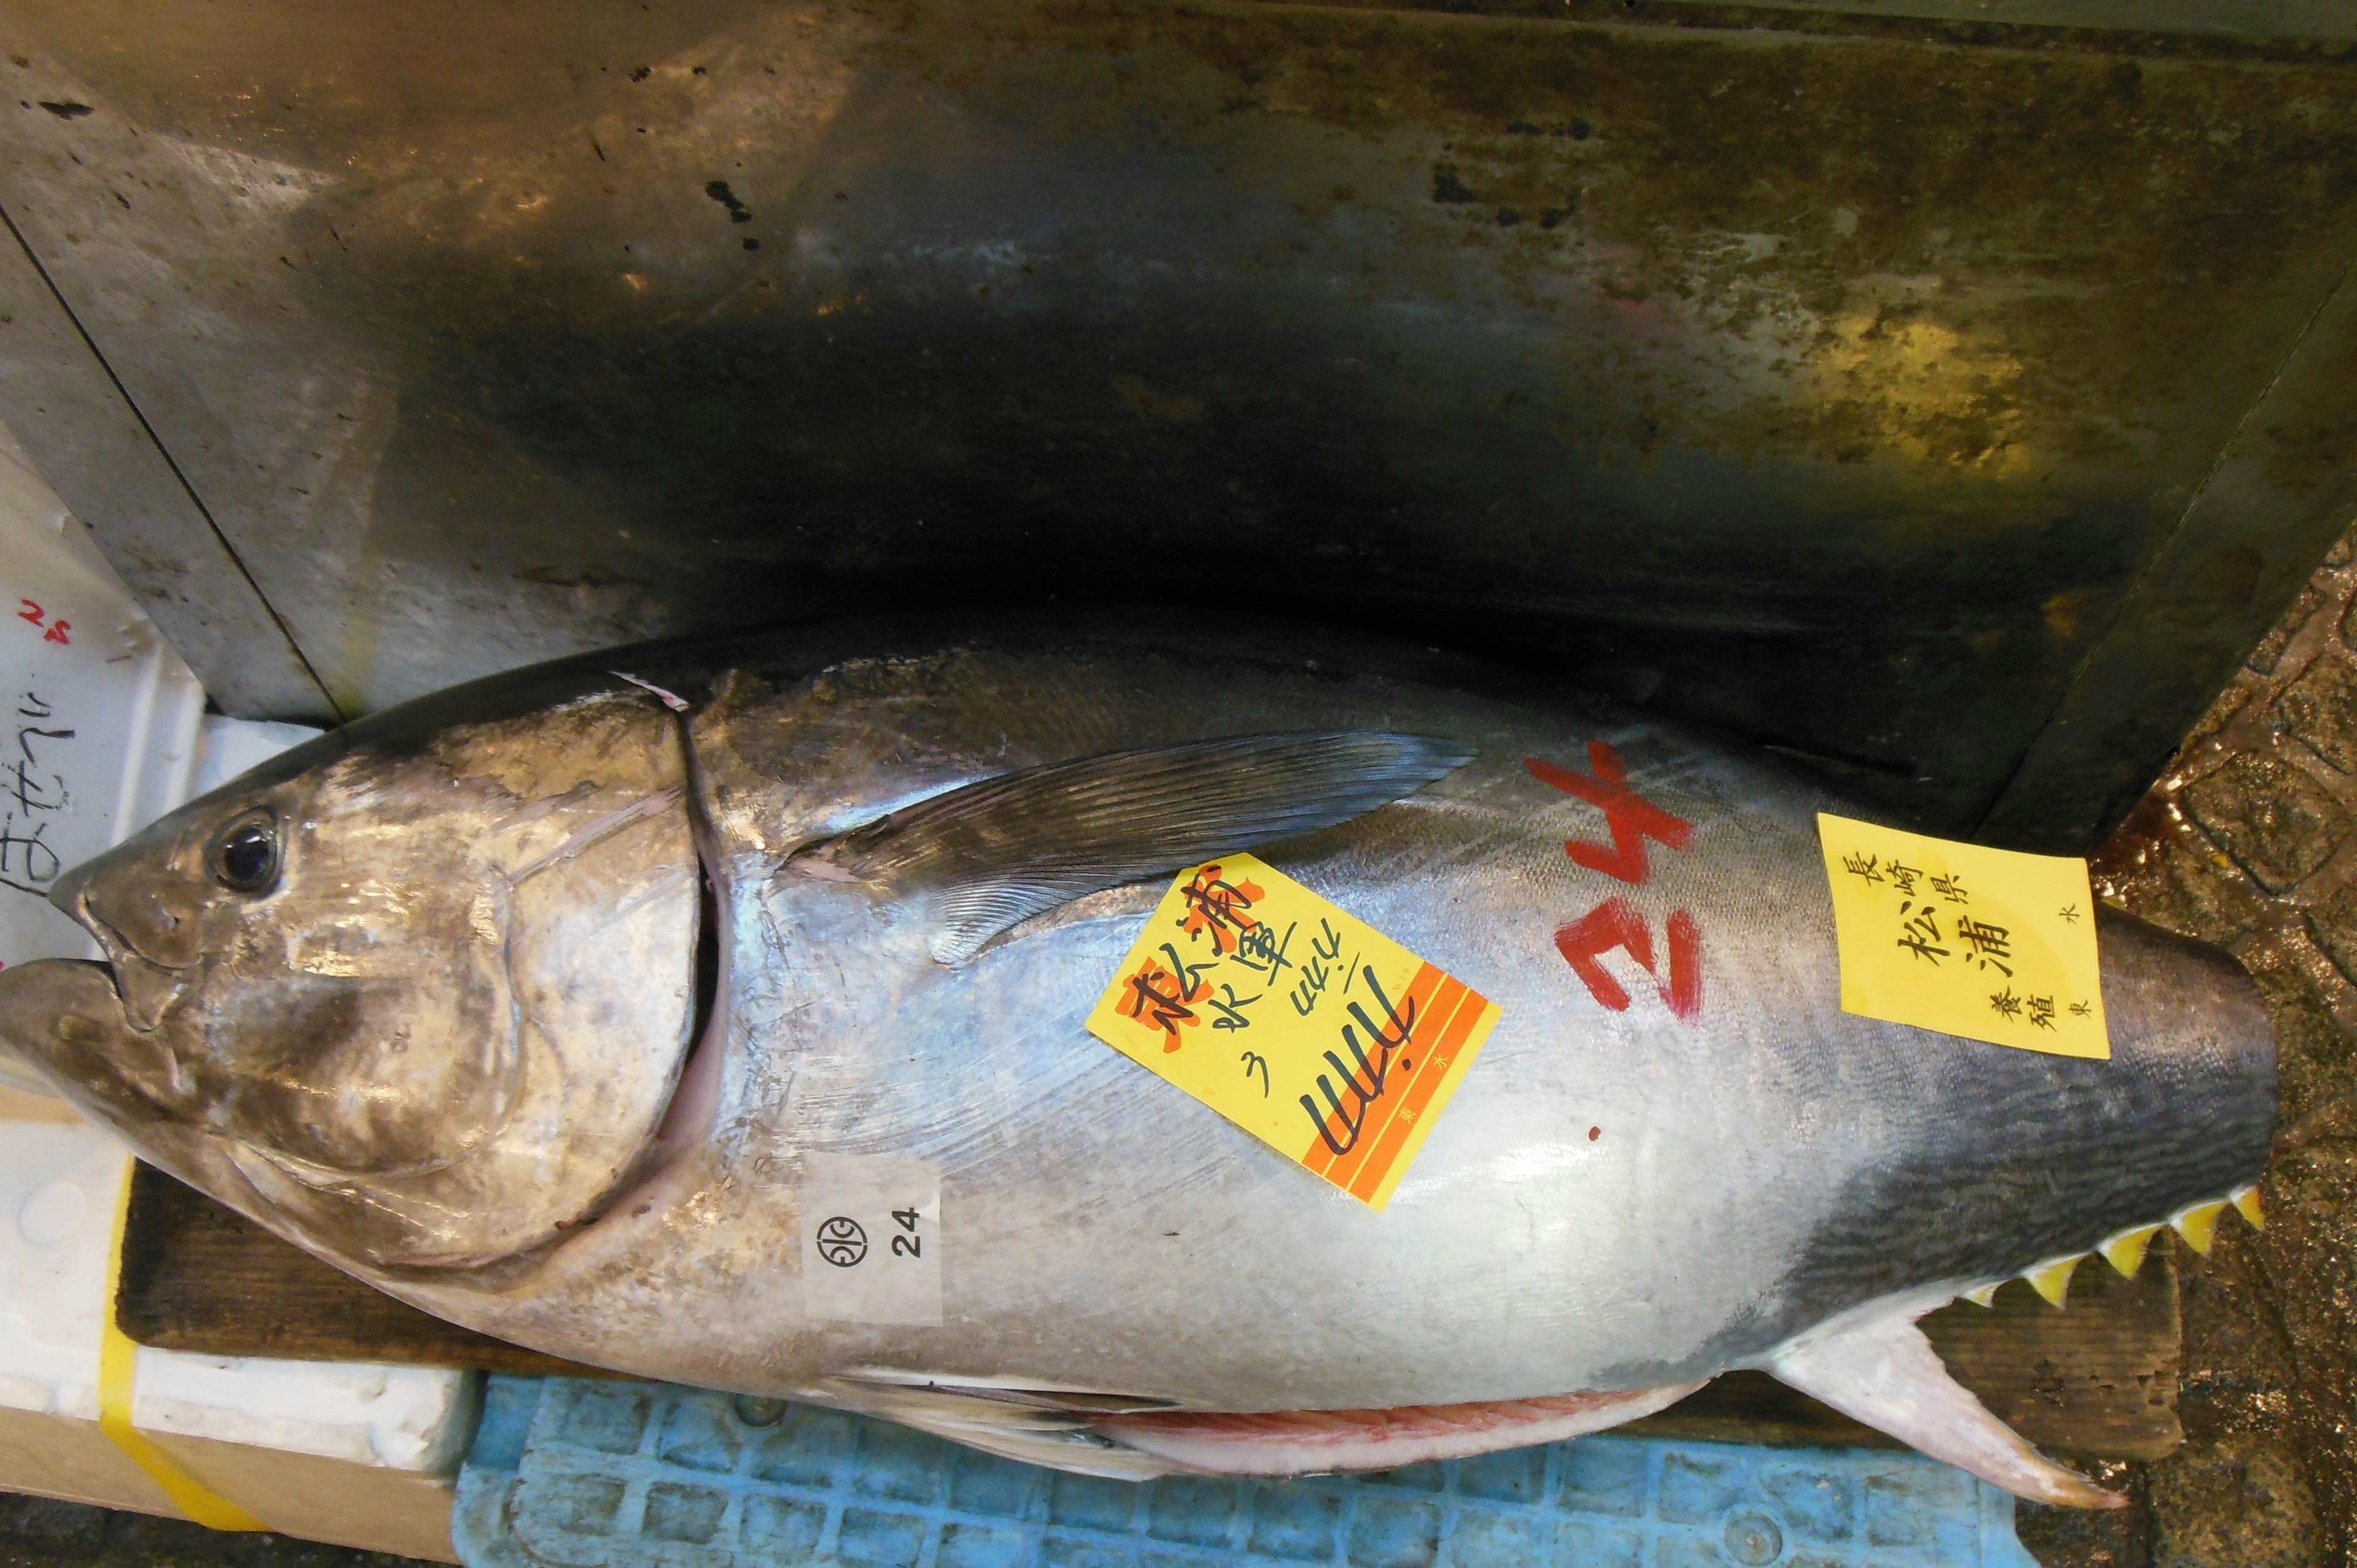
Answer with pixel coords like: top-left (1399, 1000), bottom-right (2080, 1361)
top-left (0, 678), bottom-right (705, 1275)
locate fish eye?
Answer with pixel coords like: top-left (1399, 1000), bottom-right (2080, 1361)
top-left (212, 813), bottom-right (282, 895)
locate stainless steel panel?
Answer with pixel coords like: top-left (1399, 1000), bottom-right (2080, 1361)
top-left (1984, 258), bottom-right (2357, 847)
top-left (0, 2), bottom-right (2350, 844)
top-left (1622, 1), bottom-right (2357, 41)
top-left (0, 204), bottom-right (328, 716)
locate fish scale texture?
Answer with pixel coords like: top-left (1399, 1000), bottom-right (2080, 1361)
top-left (452, 1377), bottom-right (2038, 1568)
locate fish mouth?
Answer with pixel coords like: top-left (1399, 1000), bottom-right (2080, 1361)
top-left (43, 854), bottom-right (194, 1035)
top-left (0, 956), bottom-right (196, 1113)
top-left (70, 898), bottom-right (191, 1035)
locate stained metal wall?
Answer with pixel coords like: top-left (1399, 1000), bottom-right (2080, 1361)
top-left (0, 1), bottom-right (2353, 849)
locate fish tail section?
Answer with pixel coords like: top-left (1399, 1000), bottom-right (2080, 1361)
top-left (1758, 1299), bottom-right (2124, 1510)
top-left (1792, 910), bottom-right (2273, 1337)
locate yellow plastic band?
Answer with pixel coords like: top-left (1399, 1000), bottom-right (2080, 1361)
top-left (101, 1157), bottom-right (269, 1532)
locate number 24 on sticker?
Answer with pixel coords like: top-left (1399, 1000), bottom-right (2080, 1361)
top-left (799, 1154), bottom-right (943, 1327)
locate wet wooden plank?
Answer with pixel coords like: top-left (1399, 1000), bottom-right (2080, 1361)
top-left (116, 1162), bottom-right (616, 1381)
top-left (117, 1164), bottom-right (2181, 1457)
top-left (1919, 1247), bottom-right (2183, 1462)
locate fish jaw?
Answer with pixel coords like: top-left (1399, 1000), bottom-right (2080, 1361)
top-left (0, 957), bottom-right (198, 1126)
top-left (0, 958), bottom-right (280, 1229)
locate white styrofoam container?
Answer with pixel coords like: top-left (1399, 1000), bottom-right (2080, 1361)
top-left (0, 1115), bottom-right (473, 1473)
top-left (0, 417), bottom-right (208, 1097)
top-left (0, 421), bottom-right (206, 968)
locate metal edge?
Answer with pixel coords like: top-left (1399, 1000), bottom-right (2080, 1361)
top-left (1620, 0), bottom-right (2357, 43)
top-left (0, 204), bottom-right (335, 720)
top-left (1977, 255), bottom-right (2357, 854)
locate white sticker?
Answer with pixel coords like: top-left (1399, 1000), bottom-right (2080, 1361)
top-left (798, 1153), bottom-right (942, 1326)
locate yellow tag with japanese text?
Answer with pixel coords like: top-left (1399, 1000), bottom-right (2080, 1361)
top-left (1085, 853), bottom-right (1502, 1210)
top-left (1818, 814), bottom-right (2108, 1059)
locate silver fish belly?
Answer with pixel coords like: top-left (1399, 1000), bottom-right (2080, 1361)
top-left (0, 616), bottom-right (2274, 1505)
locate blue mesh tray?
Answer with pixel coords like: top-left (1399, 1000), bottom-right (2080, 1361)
top-left (453, 1375), bottom-right (2040, 1568)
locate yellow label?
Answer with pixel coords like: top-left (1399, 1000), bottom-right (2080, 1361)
top-left (1817, 814), bottom-right (2108, 1059)
top-left (1085, 853), bottom-right (1501, 1210)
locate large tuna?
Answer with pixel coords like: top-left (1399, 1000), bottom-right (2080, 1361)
top-left (0, 616), bottom-right (2274, 1507)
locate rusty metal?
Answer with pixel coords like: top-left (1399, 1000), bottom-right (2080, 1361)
top-left (0, 1), bottom-right (2353, 847)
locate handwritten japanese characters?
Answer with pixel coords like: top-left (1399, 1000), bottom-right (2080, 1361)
top-left (1087, 852), bottom-right (1501, 1210)
top-left (1819, 814), bottom-right (2109, 1059)
top-left (2, 690), bottom-right (71, 899)
top-left (1528, 743), bottom-right (1703, 1022)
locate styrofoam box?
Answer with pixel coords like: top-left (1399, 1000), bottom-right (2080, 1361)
top-left (0, 1097), bottom-right (478, 1561)
top-left (0, 1105), bottom-right (473, 1466)
top-left (0, 421), bottom-right (205, 970)
top-left (0, 419), bottom-right (476, 1559)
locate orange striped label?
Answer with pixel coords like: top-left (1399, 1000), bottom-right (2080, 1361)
top-left (1085, 853), bottom-right (1502, 1210)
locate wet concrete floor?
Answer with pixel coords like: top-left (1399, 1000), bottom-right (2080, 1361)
top-left (2018, 524), bottom-right (2357, 1568)
top-left (0, 1490), bottom-right (430, 1568)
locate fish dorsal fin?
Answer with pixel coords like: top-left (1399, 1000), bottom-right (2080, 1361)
top-left (793, 732), bottom-right (1473, 964)
top-left (1759, 1299), bottom-right (2124, 1508)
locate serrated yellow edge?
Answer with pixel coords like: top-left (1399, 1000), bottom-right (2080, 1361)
top-left (1964, 1184), bottom-right (2259, 1312)
top-left (2024, 1253), bottom-right (2083, 1308)
top-left (2099, 1224), bottom-right (2162, 1278)
top-left (2172, 1199), bottom-right (2227, 1256)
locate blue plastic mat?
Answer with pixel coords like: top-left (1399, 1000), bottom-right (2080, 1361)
top-left (454, 1376), bottom-right (2040, 1568)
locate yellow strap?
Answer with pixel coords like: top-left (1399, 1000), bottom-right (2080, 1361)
top-left (101, 1157), bottom-right (269, 1531)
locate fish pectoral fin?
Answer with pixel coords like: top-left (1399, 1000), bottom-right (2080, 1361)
top-left (1091, 1385), bottom-right (1706, 1478)
top-left (805, 1375), bottom-right (1178, 1481)
top-left (792, 732), bottom-right (1474, 964)
top-left (1759, 1303), bottom-right (2124, 1509)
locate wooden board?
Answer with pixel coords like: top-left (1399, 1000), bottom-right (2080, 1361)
top-left (117, 1163), bottom-right (602, 1380)
top-left (117, 1164), bottom-right (2181, 1458)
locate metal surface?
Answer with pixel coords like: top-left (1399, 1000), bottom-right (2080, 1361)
top-left (0, 2), bottom-right (2353, 846)
top-left (0, 196), bottom-right (325, 716)
top-left (1595, 2), bottom-right (2357, 42)
top-left (1980, 257), bottom-right (2357, 846)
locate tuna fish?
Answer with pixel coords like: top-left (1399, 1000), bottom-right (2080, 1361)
top-left (0, 616), bottom-right (2275, 1507)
